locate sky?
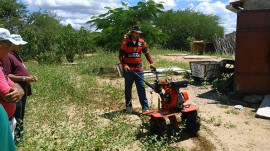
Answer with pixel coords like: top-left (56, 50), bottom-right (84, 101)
top-left (19, 0), bottom-right (237, 34)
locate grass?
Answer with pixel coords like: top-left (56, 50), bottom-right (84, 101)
top-left (207, 52), bottom-right (234, 59)
top-left (202, 116), bottom-right (222, 127)
top-left (223, 122), bottom-right (237, 129)
top-left (18, 48), bottom-right (192, 150)
top-left (202, 115), bottom-right (237, 128)
top-left (148, 47), bottom-right (188, 56)
top-left (154, 59), bottom-right (190, 70)
top-left (139, 47), bottom-right (190, 70)
top-left (225, 109), bottom-right (240, 115)
top-left (217, 104), bottom-right (229, 109)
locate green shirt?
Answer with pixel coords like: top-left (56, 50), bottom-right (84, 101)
top-left (0, 104), bottom-right (16, 151)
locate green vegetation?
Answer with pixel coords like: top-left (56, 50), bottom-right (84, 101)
top-left (20, 11), bottom-right (96, 63)
top-left (202, 116), bottom-right (222, 127)
top-left (225, 109), bottom-right (240, 115)
top-left (88, 0), bottom-right (167, 51)
top-left (208, 53), bottom-right (234, 59)
top-left (0, 0), bottom-right (27, 31)
top-left (155, 59), bottom-right (189, 70)
top-left (246, 110), bottom-right (256, 117)
top-left (217, 104), bottom-right (229, 109)
top-left (155, 9), bottom-right (224, 50)
top-left (223, 122), bottom-right (237, 129)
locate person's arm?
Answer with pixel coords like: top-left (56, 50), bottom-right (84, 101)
top-left (7, 74), bottom-right (38, 83)
top-left (145, 53), bottom-right (155, 69)
top-left (119, 42), bottom-right (130, 71)
top-left (145, 53), bottom-right (153, 64)
top-left (1, 83), bottom-right (24, 103)
top-left (142, 42), bottom-right (155, 69)
top-left (1, 55), bottom-right (12, 75)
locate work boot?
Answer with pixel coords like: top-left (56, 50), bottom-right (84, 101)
top-left (142, 109), bottom-right (149, 113)
top-left (126, 107), bottom-right (133, 113)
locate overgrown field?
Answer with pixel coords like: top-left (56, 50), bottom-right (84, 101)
top-left (18, 49), bottom-right (193, 150)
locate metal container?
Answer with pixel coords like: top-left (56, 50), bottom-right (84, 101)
top-left (189, 61), bottom-right (220, 79)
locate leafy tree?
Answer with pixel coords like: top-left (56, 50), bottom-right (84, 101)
top-left (0, 0), bottom-right (28, 32)
top-left (88, 0), bottom-right (167, 51)
top-left (59, 24), bottom-right (80, 62)
top-left (59, 25), bottom-right (96, 63)
top-left (77, 27), bottom-right (96, 54)
top-left (155, 9), bottom-right (224, 50)
top-left (20, 11), bottom-right (64, 63)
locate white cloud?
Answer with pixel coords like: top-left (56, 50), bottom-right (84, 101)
top-left (188, 3), bottom-right (195, 8)
top-left (21, 0), bottom-right (121, 30)
top-left (176, 0), bottom-right (212, 2)
top-left (150, 0), bottom-right (177, 9)
top-left (60, 19), bottom-right (81, 29)
top-left (195, 1), bottom-right (225, 14)
top-left (194, 1), bottom-right (237, 34)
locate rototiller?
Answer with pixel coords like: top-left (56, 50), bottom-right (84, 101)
top-left (131, 69), bottom-right (200, 136)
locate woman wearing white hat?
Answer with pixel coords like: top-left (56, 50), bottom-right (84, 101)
top-left (0, 28), bottom-right (24, 150)
top-left (2, 33), bottom-right (37, 144)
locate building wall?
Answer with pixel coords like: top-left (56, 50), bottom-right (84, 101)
top-left (244, 0), bottom-right (270, 10)
top-left (234, 10), bottom-right (270, 93)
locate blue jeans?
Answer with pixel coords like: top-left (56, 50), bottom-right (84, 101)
top-left (14, 95), bottom-right (27, 143)
top-left (124, 70), bottom-right (149, 110)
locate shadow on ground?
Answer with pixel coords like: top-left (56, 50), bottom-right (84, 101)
top-left (100, 109), bottom-right (143, 120)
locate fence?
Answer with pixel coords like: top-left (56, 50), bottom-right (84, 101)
top-left (213, 32), bottom-right (236, 55)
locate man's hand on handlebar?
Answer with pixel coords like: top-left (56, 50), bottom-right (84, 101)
top-left (124, 65), bottom-right (130, 72)
top-left (150, 63), bottom-right (156, 71)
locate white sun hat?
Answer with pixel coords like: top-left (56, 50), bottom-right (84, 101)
top-left (10, 34), bottom-right (28, 45)
top-left (0, 28), bottom-right (21, 45)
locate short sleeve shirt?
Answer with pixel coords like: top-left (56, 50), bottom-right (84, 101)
top-left (0, 62), bottom-right (15, 118)
top-left (2, 52), bottom-right (32, 96)
top-left (2, 53), bottom-right (30, 77)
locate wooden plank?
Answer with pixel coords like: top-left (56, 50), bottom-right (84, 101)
top-left (144, 73), bottom-right (165, 78)
top-left (184, 55), bottom-right (217, 59)
top-left (115, 66), bottom-right (186, 78)
top-left (166, 54), bottom-right (188, 56)
top-left (156, 67), bottom-right (186, 74)
top-left (256, 95), bottom-right (270, 118)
